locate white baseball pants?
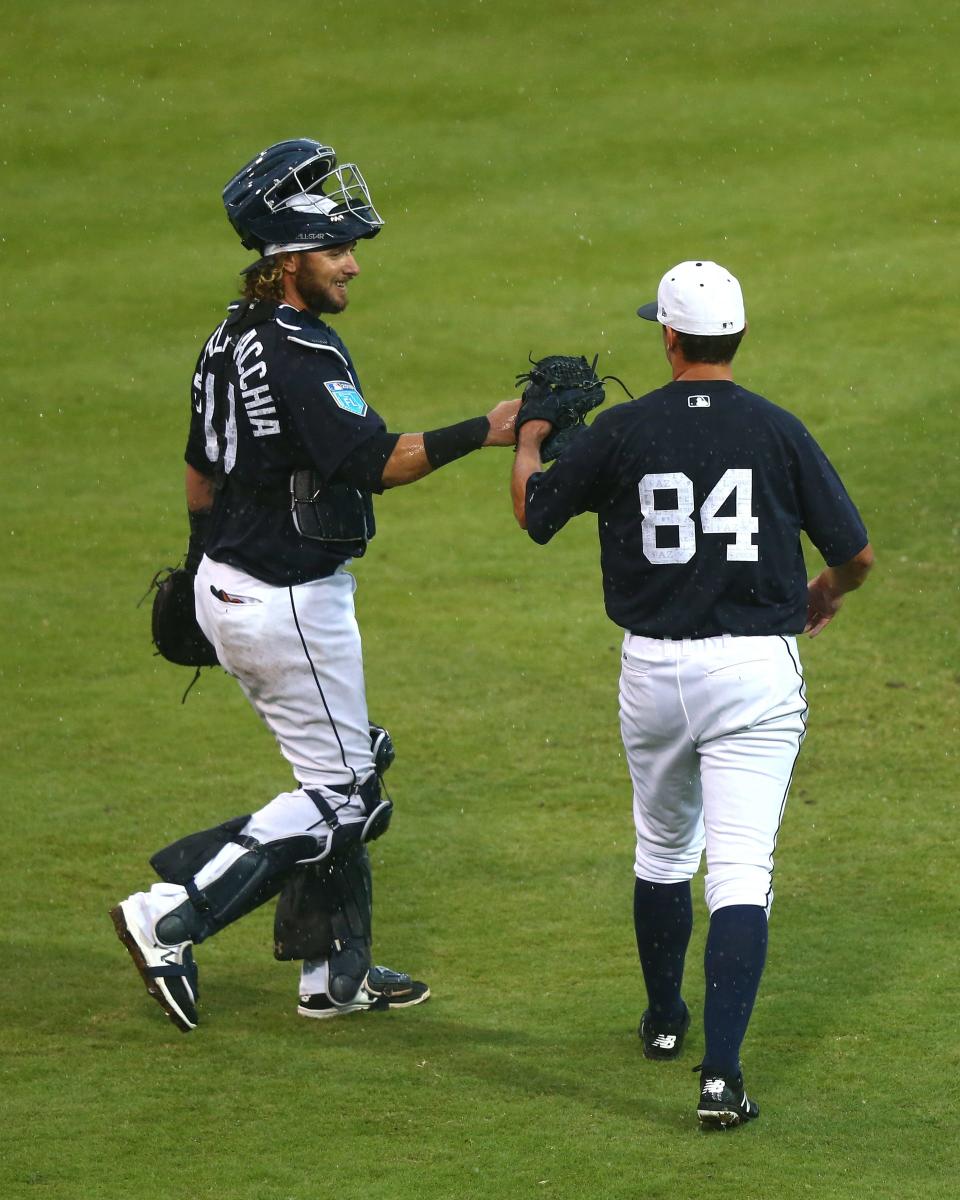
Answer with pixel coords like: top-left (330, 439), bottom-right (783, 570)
top-left (195, 555), bottom-right (375, 790)
top-left (619, 633), bottom-right (807, 915)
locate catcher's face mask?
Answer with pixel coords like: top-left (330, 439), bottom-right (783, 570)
top-left (265, 154), bottom-right (383, 230)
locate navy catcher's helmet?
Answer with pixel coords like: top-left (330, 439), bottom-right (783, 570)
top-left (222, 138), bottom-right (384, 254)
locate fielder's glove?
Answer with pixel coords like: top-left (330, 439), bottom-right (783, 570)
top-left (145, 507), bottom-right (218, 671)
top-left (149, 566), bottom-right (219, 668)
top-left (515, 354), bottom-right (605, 461)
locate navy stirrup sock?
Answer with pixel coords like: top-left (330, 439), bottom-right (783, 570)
top-left (633, 878), bottom-right (693, 1022)
top-left (702, 904), bottom-right (768, 1078)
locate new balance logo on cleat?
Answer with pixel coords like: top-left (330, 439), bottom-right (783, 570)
top-left (639, 1004), bottom-right (691, 1061)
top-left (696, 1069), bottom-right (760, 1130)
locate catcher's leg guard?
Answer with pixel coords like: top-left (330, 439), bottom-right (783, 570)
top-left (150, 815), bottom-right (251, 885)
top-left (155, 835), bottom-right (318, 947)
top-left (274, 858), bottom-right (336, 961)
top-left (273, 778), bottom-right (385, 962)
top-left (328, 937), bottom-right (371, 1004)
top-left (324, 842), bottom-right (374, 1003)
top-left (274, 841), bottom-right (375, 995)
top-left (292, 841), bottom-right (432, 1018)
top-left (303, 775), bottom-right (393, 846)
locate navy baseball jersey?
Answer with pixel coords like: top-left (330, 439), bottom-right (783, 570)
top-left (185, 301), bottom-right (386, 586)
top-left (524, 379), bottom-right (868, 638)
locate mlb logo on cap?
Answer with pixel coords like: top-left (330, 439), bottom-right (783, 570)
top-left (637, 261), bottom-right (746, 337)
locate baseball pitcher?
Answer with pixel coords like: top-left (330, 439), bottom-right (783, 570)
top-left (511, 260), bottom-right (873, 1128)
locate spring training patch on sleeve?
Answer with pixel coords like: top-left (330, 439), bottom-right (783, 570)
top-left (323, 380), bottom-right (368, 416)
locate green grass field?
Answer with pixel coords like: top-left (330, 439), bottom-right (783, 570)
top-left (2, 2), bottom-right (958, 1197)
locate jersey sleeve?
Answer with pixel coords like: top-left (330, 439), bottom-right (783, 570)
top-left (790, 422), bottom-right (869, 565)
top-left (277, 345), bottom-right (387, 482)
top-left (330, 431), bottom-right (401, 494)
top-left (184, 345), bottom-right (216, 475)
top-left (524, 418), bottom-right (615, 543)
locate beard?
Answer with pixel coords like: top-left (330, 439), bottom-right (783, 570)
top-left (294, 261), bottom-right (348, 315)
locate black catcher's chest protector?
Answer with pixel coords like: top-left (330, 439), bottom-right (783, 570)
top-left (290, 469), bottom-right (375, 548)
top-left (280, 306), bottom-right (375, 550)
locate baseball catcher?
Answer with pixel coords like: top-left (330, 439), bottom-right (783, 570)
top-left (111, 135), bottom-right (521, 1034)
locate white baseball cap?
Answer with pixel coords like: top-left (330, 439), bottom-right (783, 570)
top-left (637, 260), bottom-right (745, 336)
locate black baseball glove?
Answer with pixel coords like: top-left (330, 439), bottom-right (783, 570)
top-left (515, 354), bottom-right (605, 461)
top-left (145, 507), bottom-right (218, 671)
top-left (149, 566), bottom-right (219, 668)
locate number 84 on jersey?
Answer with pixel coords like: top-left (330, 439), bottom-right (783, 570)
top-left (639, 469), bottom-right (758, 564)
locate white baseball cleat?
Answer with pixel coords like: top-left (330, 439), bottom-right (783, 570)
top-left (110, 896), bottom-right (199, 1033)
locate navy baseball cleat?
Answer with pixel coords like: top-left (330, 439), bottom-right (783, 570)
top-left (298, 965), bottom-right (430, 1020)
top-left (696, 1069), bottom-right (760, 1129)
top-left (639, 1003), bottom-right (691, 1060)
top-left (110, 898), bottom-right (199, 1033)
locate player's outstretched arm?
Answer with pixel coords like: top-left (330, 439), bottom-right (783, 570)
top-left (511, 419), bottom-right (552, 528)
top-left (484, 399), bottom-right (523, 446)
top-left (380, 399), bottom-right (520, 488)
top-left (804, 543), bottom-right (875, 638)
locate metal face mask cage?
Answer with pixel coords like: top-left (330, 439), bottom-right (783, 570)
top-left (264, 154), bottom-right (384, 229)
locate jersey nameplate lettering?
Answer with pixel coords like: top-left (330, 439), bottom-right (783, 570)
top-left (324, 380), bottom-right (368, 417)
top-left (233, 327), bottom-right (281, 438)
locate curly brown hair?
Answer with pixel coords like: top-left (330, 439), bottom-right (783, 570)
top-left (241, 254), bottom-right (287, 302)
